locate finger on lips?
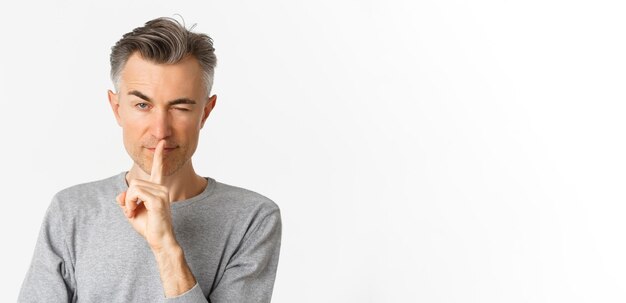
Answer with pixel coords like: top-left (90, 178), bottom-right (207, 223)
top-left (150, 139), bottom-right (165, 185)
top-left (119, 139), bottom-right (166, 219)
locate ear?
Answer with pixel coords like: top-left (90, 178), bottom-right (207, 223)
top-left (108, 90), bottom-right (122, 127)
top-left (200, 94), bottom-right (217, 129)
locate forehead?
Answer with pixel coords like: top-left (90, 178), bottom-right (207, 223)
top-left (119, 52), bottom-right (204, 99)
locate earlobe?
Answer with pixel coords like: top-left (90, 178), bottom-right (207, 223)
top-left (107, 90), bottom-right (122, 127)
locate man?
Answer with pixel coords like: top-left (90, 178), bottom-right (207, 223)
top-left (18, 17), bottom-right (281, 302)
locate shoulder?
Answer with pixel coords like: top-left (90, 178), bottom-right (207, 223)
top-left (209, 180), bottom-right (281, 220)
top-left (207, 181), bottom-right (282, 249)
top-left (49, 173), bottom-right (123, 214)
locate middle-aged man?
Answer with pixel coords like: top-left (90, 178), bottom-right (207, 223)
top-left (18, 17), bottom-right (282, 302)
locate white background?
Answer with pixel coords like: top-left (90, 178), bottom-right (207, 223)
top-left (1, 0), bottom-right (625, 302)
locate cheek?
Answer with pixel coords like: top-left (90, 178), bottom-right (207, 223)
top-left (172, 122), bottom-right (200, 146)
top-left (121, 123), bottom-right (149, 154)
top-left (173, 115), bottom-right (201, 133)
top-left (121, 121), bottom-right (144, 140)
top-left (119, 110), bottom-right (149, 137)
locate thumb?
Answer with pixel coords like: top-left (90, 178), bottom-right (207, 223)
top-left (116, 192), bottom-right (126, 206)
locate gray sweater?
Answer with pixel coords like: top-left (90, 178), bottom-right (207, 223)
top-left (18, 172), bottom-right (282, 302)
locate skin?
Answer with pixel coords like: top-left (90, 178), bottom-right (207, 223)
top-left (107, 52), bottom-right (217, 297)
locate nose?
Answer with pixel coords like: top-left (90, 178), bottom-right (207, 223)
top-left (150, 107), bottom-right (173, 140)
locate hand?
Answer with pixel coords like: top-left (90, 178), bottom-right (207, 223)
top-left (116, 140), bottom-right (198, 296)
top-left (116, 139), bottom-right (177, 251)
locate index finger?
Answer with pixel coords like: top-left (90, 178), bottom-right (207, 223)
top-left (150, 139), bottom-right (165, 184)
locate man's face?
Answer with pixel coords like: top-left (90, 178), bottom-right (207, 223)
top-left (108, 52), bottom-right (216, 176)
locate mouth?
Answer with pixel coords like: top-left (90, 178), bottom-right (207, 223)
top-left (146, 146), bottom-right (178, 153)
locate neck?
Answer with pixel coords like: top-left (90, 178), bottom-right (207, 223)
top-left (125, 160), bottom-right (208, 203)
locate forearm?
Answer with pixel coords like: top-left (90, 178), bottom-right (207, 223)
top-left (153, 243), bottom-right (197, 298)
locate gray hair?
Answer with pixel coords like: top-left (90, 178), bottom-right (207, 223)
top-left (110, 17), bottom-right (217, 96)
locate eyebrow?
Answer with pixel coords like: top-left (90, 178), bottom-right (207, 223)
top-left (128, 90), bottom-right (197, 106)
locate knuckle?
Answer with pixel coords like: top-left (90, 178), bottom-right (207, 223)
top-left (133, 179), bottom-right (147, 187)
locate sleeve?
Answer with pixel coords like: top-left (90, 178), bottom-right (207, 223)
top-left (209, 208), bottom-right (282, 303)
top-left (164, 282), bottom-right (209, 303)
top-left (18, 195), bottom-right (77, 303)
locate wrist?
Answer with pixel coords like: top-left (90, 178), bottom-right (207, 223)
top-left (152, 240), bottom-right (182, 260)
top-left (150, 234), bottom-right (180, 254)
top-left (152, 243), bottom-right (197, 297)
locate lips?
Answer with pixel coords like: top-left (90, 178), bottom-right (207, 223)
top-left (146, 146), bottom-right (178, 152)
